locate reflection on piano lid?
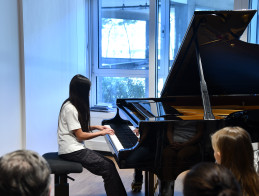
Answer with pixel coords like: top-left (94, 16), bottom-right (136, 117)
top-left (117, 99), bottom-right (182, 125)
top-left (135, 101), bottom-right (181, 117)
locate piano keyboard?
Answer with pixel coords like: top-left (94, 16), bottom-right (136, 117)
top-left (110, 132), bottom-right (124, 151)
top-left (105, 124), bottom-right (138, 152)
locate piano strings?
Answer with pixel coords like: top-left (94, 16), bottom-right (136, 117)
top-left (172, 105), bottom-right (259, 120)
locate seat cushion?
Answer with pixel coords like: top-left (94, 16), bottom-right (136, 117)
top-left (43, 152), bottom-right (83, 175)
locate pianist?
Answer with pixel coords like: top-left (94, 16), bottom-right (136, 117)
top-left (57, 74), bottom-right (127, 196)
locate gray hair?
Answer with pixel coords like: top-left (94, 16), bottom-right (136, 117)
top-left (0, 150), bottom-right (51, 196)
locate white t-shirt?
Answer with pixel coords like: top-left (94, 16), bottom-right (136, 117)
top-left (58, 101), bottom-right (85, 155)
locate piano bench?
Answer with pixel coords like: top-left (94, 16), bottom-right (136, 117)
top-left (43, 152), bottom-right (83, 196)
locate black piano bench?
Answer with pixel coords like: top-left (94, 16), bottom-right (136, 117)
top-left (43, 152), bottom-right (83, 196)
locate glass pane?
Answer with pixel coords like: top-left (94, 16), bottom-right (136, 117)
top-left (100, 1), bottom-right (149, 69)
top-left (169, 7), bottom-right (175, 68)
top-left (96, 1), bottom-right (150, 106)
top-left (249, 0), bottom-right (259, 44)
top-left (157, 2), bottom-right (161, 73)
top-left (97, 77), bottom-right (146, 106)
top-left (157, 0), bottom-right (235, 97)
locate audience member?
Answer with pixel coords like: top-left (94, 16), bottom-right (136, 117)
top-left (0, 149), bottom-right (51, 196)
top-left (183, 162), bottom-right (241, 196)
top-left (211, 126), bottom-right (259, 196)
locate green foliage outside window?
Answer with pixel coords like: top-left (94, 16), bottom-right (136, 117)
top-left (101, 77), bottom-right (145, 105)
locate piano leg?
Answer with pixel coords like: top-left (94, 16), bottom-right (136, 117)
top-left (144, 171), bottom-right (159, 196)
top-left (145, 171), bottom-right (154, 196)
top-left (158, 180), bottom-right (174, 196)
top-left (131, 168), bottom-right (143, 192)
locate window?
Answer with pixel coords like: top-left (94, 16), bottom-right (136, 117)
top-left (92, 0), bottom-right (150, 107)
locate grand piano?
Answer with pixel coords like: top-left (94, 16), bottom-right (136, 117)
top-left (102, 10), bottom-right (259, 196)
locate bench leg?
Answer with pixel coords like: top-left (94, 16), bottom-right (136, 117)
top-left (55, 174), bottom-right (69, 196)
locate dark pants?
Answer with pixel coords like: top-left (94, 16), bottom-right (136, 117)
top-left (60, 148), bottom-right (127, 196)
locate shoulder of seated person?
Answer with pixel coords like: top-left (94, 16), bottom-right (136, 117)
top-left (63, 102), bottom-right (76, 111)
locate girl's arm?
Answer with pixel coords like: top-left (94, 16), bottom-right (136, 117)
top-left (73, 126), bottom-right (114, 141)
top-left (90, 125), bottom-right (111, 131)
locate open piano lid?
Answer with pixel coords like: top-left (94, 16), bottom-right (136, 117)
top-left (161, 10), bottom-right (258, 98)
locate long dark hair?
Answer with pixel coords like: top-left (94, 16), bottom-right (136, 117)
top-left (60, 74), bottom-right (91, 132)
top-left (211, 126), bottom-right (259, 196)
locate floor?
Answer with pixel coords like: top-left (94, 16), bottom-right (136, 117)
top-left (49, 156), bottom-right (184, 196)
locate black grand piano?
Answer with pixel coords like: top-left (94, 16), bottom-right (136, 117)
top-left (102, 10), bottom-right (259, 196)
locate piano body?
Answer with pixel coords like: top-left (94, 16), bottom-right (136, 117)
top-left (102, 10), bottom-right (259, 196)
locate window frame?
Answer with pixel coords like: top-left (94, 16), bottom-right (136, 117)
top-left (89, 0), bottom-right (157, 106)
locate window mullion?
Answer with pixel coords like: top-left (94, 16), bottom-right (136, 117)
top-left (149, 0), bottom-right (158, 98)
top-left (159, 0), bottom-right (170, 83)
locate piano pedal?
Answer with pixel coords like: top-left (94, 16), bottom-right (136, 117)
top-left (131, 180), bottom-right (143, 192)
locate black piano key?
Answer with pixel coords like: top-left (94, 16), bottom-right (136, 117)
top-left (110, 123), bottom-right (138, 149)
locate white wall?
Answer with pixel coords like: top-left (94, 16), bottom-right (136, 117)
top-left (0, 0), bottom-right (23, 156)
top-left (23, 0), bottom-right (87, 155)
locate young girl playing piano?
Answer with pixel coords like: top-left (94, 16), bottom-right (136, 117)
top-left (57, 74), bottom-right (127, 196)
top-left (211, 126), bottom-right (259, 196)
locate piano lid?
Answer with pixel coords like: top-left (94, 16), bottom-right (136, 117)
top-left (161, 10), bottom-right (259, 98)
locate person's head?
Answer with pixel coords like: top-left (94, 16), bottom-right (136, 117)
top-left (211, 126), bottom-right (254, 175)
top-left (0, 150), bottom-right (51, 196)
top-left (65, 74), bottom-right (91, 132)
top-left (211, 126), bottom-right (259, 195)
top-left (183, 162), bottom-right (241, 196)
top-left (69, 74), bottom-right (91, 105)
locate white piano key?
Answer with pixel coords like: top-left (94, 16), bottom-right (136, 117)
top-left (128, 126), bottom-right (135, 131)
top-left (105, 125), bottom-right (124, 152)
top-left (129, 125), bottom-right (140, 138)
top-left (110, 134), bottom-right (124, 151)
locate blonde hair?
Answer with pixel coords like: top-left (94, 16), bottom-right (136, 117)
top-left (211, 126), bottom-right (259, 196)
